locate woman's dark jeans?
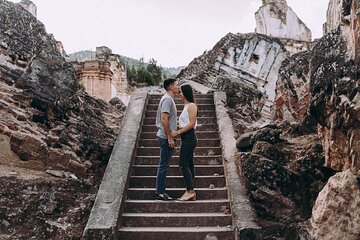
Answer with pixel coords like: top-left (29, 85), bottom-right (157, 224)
top-left (179, 129), bottom-right (197, 190)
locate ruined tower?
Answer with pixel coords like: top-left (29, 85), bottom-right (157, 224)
top-left (69, 47), bottom-right (128, 102)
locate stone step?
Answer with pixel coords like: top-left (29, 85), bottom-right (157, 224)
top-left (143, 117), bottom-right (217, 125)
top-left (124, 199), bottom-right (230, 213)
top-left (149, 94), bottom-right (213, 100)
top-left (118, 226), bottom-right (233, 240)
top-left (138, 138), bottom-right (220, 147)
top-left (131, 165), bottom-right (224, 176)
top-left (129, 175), bottom-right (225, 188)
top-left (136, 146), bottom-right (222, 156)
top-left (142, 124), bottom-right (218, 132)
top-left (147, 104), bottom-right (215, 111)
top-left (121, 212), bottom-right (232, 227)
top-left (140, 131), bottom-right (219, 139)
top-left (148, 98), bottom-right (214, 104)
top-left (118, 226), bottom-right (234, 240)
top-left (126, 188), bottom-right (228, 200)
top-left (145, 110), bottom-right (216, 118)
top-left (117, 93), bottom-right (234, 238)
top-left (261, 111), bottom-right (273, 119)
top-left (134, 155), bottom-right (223, 165)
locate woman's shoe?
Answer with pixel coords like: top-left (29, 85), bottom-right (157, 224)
top-left (178, 192), bottom-right (187, 200)
top-left (178, 191), bottom-right (196, 201)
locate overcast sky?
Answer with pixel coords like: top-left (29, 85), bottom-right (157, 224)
top-left (12, 0), bottom-right (329, 67)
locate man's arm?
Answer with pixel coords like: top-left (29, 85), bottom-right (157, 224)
top-left (161, 112), bottom-right (175, 148)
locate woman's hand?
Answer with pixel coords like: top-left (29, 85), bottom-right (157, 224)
top-left (171, 131), bottom-right (178, 137)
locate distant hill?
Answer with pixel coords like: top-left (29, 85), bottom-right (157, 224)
top-left (162, 66), bottom-right (186, 77)
top-left (68, 50), bottom-right (185, 78)
top-left (119, 55), bottom-right (185, 78)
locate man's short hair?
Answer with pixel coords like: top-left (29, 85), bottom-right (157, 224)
top-left (163, 78), bottom-right (177, 91)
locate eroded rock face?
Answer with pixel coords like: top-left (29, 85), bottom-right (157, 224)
top-left (178, 33), bottom-right (289, 121)
top-left (0, 0), bottom-right (124, 177)
top-left (309, 28), bottom-right (359, 172)
top-left (240, 153), bottom-right (305, 222)
top-left (275, 51), bottom-right (311, 122)
top-left (308, 170), bottom-right (360, 240)
top-left (238, 129), bottom-right (334, 224)
top-left (353, 1), bottom-right (360, 65)
top-left (255, 0), bottom-right (312, 42)
top-left (236, 127), bottom-right (282, 151)
top-left (324, 0), bottom-right (352, 34)
top-left (324, 0), bottom-right (357, 58)
top-left (310, 0), bottom-right (359, 172)
top-left (0, 175), bottom-right (97, 239)
top-left (211, 76), bottom-right (265, 132)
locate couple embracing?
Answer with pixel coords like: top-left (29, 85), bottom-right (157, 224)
top-left (155, 78), bottom-right (198, 202)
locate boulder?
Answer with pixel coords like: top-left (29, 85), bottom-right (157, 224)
top-left (236, 127), bottom-right (282, 151)
top-left (308, 170), bottom-right (360, 240)
top-left (252, 141), bottom-right (286, 164)
top-left (239, 153), bottom-right (306, 222)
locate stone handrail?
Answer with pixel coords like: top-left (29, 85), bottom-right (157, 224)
top-left (83, 92), bottom-right (147, 239)
top-left (214, 91), bottom-right (260, 237)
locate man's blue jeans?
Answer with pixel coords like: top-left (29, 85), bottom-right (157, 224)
top-left (156, 137), bottom-right (175, 194)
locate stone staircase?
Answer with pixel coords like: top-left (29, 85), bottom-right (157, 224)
top-left (118, 93), bottom-right (235, 240)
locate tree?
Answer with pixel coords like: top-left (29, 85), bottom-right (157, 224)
top-left (125, 57), bottom-right (164, 86)
top-left (146, 58), bottom-right (163, 86)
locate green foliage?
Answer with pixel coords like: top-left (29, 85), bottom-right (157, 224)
top-left (121, 56), bottom-right (185, 86)
top-left (125, 57), bottom-right (165, 86)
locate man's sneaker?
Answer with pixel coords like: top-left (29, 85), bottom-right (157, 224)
top-left (155, 193), bottom-right (174, 201)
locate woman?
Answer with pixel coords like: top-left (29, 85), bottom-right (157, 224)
top-left (171, 84), bottom-right (198, 201)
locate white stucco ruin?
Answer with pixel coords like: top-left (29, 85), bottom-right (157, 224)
top-left (255, 0), bottom-right (312, 42)
top-left (18, 0), bottom-right (37, 18)
top-left (214, 35), bottom-right (288, 105)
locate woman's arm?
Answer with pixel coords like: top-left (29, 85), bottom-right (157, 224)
top-left (173, 103), bottom-right (197, 136)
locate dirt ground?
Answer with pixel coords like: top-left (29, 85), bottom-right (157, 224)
top-left (0, 165), bottom-right (104, 240)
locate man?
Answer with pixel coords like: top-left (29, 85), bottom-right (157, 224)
top-left (155, 78), bottom-right (179, 201)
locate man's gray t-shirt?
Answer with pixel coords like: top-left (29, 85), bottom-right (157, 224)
top-left (156, 93), bottom-right (177, 139)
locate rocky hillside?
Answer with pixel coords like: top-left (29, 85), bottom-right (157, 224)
top-left (0, 1), bottom-right (125, 238)
top-left (178, 0), bottom-right (359, 239)
top-left (0, 0), bottom-right (124, 176)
